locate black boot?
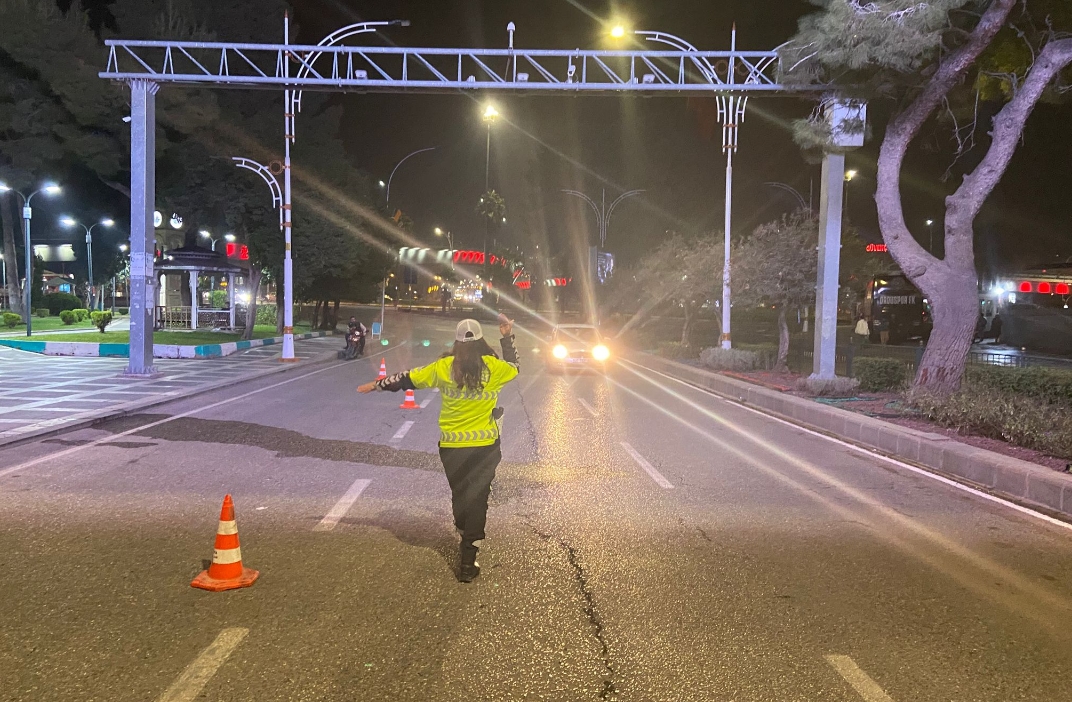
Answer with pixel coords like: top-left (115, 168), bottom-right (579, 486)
top-left (458, 540), bottom-right (481, 583)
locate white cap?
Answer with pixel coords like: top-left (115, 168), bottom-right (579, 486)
top-left (455, 319), bottom-right (483, 342)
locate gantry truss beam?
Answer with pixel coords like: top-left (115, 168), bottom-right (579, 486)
top-left (101, 40), bottom-right (791, 94)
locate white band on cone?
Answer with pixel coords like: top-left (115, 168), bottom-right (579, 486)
top-left (213, 547), bottom-right (243, 564)
top-left (216, 520), bottom-right (238, 535)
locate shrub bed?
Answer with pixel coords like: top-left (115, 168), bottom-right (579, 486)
top-left (73, 308), bottom-right (89, 322)
top-left (700, 347), bottom-right (760, 372)
top-left (43, 292), bottom-right (82, 316)
top-left (59, 310), bottom-right (77, 325)
top-left (854, 357), bottom-right (909, 392)
top-left (255, 303), bottom-right (277, 326)
top-left (912, 388), bottom-right (1072, 460)
top-left (655, 341), bottom-right (697, 360)
top-left (963, 365), bottom-right (1072, 406)
top-left (35, 308), bottom-right (48, 318)
top-left (3, 312), bottom-right (20, 328)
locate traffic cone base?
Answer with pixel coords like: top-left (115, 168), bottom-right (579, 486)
top-left (191, 566), bottom-right (260, 592)
top-left (191, 494), bottom-right (259, 592)
top-left (400, 388), bottom-right (419, 409)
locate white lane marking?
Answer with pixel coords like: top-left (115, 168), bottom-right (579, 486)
top-left (0, 344), bottom-right (408, 479)
top-left (419, 396), bottom-right (433, 409)
top-left (578, 398), bottom-right (598, 417)
top-left (620, 441), bottom-right (674, 489)
top-left (156, 628), bottom-right (249, 702)
top-left (825, 655), bottom-right (895, 702)
top-left (313, 478), bottom-right (372, 532)
top-left (391, 420), bottom-right (415, 442)
top-left (628, 360), bottom-right (1072, 534)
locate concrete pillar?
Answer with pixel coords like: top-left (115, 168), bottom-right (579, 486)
top-left (811, 151), bottom-right (845, 379)
top-left (124, 79), bottom-right (159, 377)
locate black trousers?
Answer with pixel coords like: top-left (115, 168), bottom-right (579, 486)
top-left (439, 441), bottom-right (502, 543)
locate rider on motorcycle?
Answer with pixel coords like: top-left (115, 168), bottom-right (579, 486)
top-left (347, 316), bottom-right (368, 357)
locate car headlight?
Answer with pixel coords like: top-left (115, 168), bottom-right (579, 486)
top-left (552, 344), bottom-right (568, 359)
top-left (592, 344), bottom-right (610, 361)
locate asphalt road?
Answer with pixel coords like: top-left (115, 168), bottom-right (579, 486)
top-left (2, 311), bottom-right (1072, 701)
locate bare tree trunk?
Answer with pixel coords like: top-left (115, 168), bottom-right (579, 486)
top-left (775, 307), bottom-right (790, 373)
top-left (680, 300), bottom-right (694, 346)
top-left (914, 261), bottom-right (977, 393)
top-left (242, 268), bottom-right (262, 341)
top-left (0, 194), bottom-right (23, 317)
top-left (330, 299), bottom-right (341, 330)
top-left (310, 299), bottom-right (321, 330)
top-left (275, 298), bottom-right (284, 334)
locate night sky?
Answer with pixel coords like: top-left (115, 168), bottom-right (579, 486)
top-left (36, 0), bottom-right (1072, 278)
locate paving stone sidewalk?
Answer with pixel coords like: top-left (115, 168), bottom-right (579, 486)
top-left (0, 336), bottom-right (340, 445)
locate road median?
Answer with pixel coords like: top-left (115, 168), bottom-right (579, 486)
top-left (631, 352), bottom-right (1072, 521)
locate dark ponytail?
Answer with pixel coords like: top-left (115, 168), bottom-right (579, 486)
top-left (449, 338), bottom-right (498, 392)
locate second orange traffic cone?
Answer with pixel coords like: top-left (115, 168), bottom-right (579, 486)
top-left (191, 494), bottom-right (259, 592)
top-left (400, 389), bottom-right (418, 409)
top-left (378, 358), bottom-right (387, 379)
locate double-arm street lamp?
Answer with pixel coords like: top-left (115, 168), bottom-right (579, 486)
top-left (61, 216), bottom-right (114, 311)
top-left (0, 181), bottom-right (62, 335)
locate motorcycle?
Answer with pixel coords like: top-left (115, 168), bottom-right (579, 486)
top-left (337, 326), bottom-right (366, 360)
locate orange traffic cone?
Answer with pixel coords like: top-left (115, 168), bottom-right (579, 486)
top-left (378, 358), bottom-right (387, 379)
top-left (400, 388), bottom-right (419, 409)
top-left (191, 494), bottom-right (259, 592)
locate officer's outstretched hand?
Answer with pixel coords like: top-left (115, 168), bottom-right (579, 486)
top-left (498, 313), bottom-right (514, 338)
top-left (357, 381), bottom-right (378, 394)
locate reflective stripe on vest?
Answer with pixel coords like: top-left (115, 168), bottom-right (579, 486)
top-left (441, 428), bottom-right (498, 444)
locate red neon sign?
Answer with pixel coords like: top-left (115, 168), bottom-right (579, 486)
top-left (1057, 283), bottom-right (1070, 295)
top-left (1019, 281), bottom-right (1033, 293)
top-left (1038, 281), bottom-right (1052, 294)
top-left (453, 250), bottom-right (485, 265)
top-left (515, 280), bottom-right (532, 290)
top-left (225, 242), bottom-right (249, 260)
top-left (865, 243), bottom-right (888, 252)
top-left (226, 242), bottom-right (236, 257)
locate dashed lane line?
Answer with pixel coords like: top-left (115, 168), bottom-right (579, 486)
top-left (419, 396), bottom-right (434, 409)
top-left (578, 398), bottom-right (599, 417)
top-left (313, 478), bottom-right (372, 531)
top-left (0, 344), bottom-right (408, 479)
top-left (391, 420), bottom-right (415, 442)
top-left (156, 628), bottom-right (248, 702)
top-left (620, 441), bottom-right (674, 489)
top-left (825, 655), bottom-right (895, 702)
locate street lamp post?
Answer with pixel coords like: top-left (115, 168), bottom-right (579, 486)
top-left (0, 254), bottom-right (5, 307)
top-left (482, 104), bottom-right (500, 282)
top-left (61, 216), bottom-right (114, 311)
top-left (385, 147), bottom-right (436, 207)
top-left (925, 219), bottom-right (935, 255)
top-left (435, 227), bottom-right (455, 269)
top-left (632, 26), bottom-right (747, 349)
top-left (0, 182), bottom-right (62, 335)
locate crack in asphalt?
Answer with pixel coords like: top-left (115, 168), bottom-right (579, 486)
top-left (531, 525), bottom-right (618, 700)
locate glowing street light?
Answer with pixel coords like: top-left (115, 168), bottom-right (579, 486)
top-left (0, 181), bottom-right (62, 334)
top-left (844, 169), bottom-right (858, 181)
top-left (60, 215), bottom-right (113, 310)
top-left (610, 24), bottom-right (627, 39)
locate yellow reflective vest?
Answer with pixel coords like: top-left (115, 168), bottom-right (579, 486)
top-left (409, 355), bottom-right (518, 448)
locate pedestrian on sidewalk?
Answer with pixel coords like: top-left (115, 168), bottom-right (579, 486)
top-left (853, 315), bottom-right (870, 344)
top-left (358, 316), bottom-right (518, 583)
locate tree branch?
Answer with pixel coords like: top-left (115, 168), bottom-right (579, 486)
top-left (876, 0), bottom-right (1017, 283)
top-left (945, 37), bottom-right (1072, 265)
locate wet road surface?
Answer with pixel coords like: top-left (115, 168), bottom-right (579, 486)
top-left (2, 312), bottom-right (1072, 701)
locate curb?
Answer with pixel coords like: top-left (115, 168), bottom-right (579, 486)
top-left (0, 331), bottom-right (330, 358)
top-left (633, 352), bottom-right (1072, 521)
top-left (0, 345), bottom-right (344, 450)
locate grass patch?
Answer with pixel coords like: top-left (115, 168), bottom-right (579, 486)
top-left (43, 325), bottom-right (316, 345)
top-left (0, 316), bottom-right (96, 334)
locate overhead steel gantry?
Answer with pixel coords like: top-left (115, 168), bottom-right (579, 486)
top-left (100, 22), bottom-right (855, 379)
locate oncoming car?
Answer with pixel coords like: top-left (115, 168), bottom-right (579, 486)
top-left (545, 324), bottom-right (611, 373)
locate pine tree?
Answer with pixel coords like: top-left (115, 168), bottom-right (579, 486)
top-left (782, 0), bottom-right (1072, 393)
